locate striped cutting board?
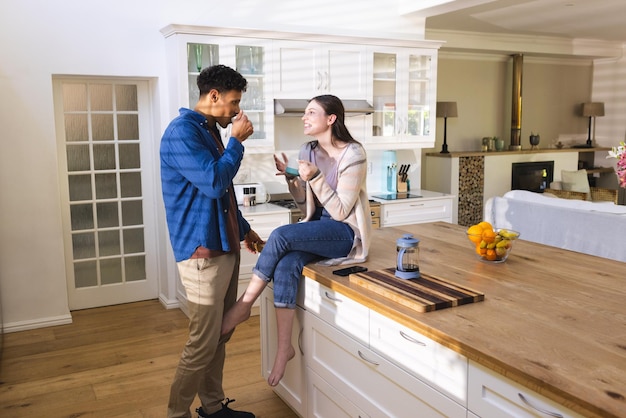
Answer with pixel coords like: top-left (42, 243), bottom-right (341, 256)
top-left (350, 268), bottom-right (484, 312)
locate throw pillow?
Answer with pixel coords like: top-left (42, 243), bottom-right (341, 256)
top-left (561, 169), bottom-right (590, 194)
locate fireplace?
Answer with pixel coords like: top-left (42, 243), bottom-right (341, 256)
top-left (511, 161), bottom-right (554, 192)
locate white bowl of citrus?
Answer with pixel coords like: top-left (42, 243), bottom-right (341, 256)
top-left (466, 221), bottom-right (520, 263)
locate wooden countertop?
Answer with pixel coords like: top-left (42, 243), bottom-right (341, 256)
top-left (303, 222), bottom-right (626, 418)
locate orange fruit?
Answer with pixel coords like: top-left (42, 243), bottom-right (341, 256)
top-left (481, 228), bottom-right (496, 244)
top-left (467, 224), bottom-right (483, 244)
top-left (485, 249), bottom-right (497, 261)
top-left (477, 221), bottom-right (493, 231)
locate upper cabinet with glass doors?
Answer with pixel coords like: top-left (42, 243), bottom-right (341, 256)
top-left (162, 25), bottom-right (442, 152)
top-left (273, 41), bottom-right (370, 100)
top-left (163, 31), bottom-right (274, 153)
top-left (369, 47), bottom-right (437, 148)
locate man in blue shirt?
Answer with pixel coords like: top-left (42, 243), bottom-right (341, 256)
top-left (161, 65), bottom-right (262, 418)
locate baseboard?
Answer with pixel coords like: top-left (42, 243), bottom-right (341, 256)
top-left (2, 313), bottom-right (73, 333)
top-left (158, 294), bottom-right (181, 310)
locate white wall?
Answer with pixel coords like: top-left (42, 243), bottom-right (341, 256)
top-left (0, 0), bottom-right (427, 331)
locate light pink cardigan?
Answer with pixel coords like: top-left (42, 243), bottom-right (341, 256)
top-left (287, 141), bottom-right (371, 265)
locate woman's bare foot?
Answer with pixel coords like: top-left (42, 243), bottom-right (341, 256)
top-left (267, 344), bottom-right (296, 386)
top-left (221, 301), bottom-right (251, 336)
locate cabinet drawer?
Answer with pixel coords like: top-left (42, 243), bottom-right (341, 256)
top-left (468, 361), bottom-right (584, 418)
top-left (307, 313), bottom-right (466, 418)
top-left (307, 370), bottom-right (369, 418)
top-left (381, 198), bottom-right (452, 227)
top-left (304, 278), bottom-right (369, 345)
top-left (369, 310), bottom-right (468, 406)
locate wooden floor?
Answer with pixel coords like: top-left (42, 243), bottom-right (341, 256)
top-left (0, 300), bottom-right (298, 418)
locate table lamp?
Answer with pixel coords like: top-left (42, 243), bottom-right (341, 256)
top-left (581, 102), bottom-right (604, 147)
top-left (436, 102), bottom-right (458, 154)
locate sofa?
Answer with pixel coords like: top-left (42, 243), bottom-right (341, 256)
top-left (485, 190), bottom-right (626, 263)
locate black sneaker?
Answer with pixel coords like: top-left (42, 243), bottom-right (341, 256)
top-left (196, 398), bottom-right (255, 418)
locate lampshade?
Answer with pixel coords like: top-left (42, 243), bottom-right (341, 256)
top-left (581, 102), bottom-right (604, 117)
top-left (436, 102), bottom-right (458, 118)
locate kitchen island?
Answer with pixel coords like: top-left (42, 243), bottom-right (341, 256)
top-left (298, 222), bottom-right (625, 418)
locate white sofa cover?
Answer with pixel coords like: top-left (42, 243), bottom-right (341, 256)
top-left (485, 190), bottom-right (626, 263)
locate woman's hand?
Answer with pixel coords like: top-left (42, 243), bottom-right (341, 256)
top-left (274, 152), bottom-right (289, 176)
top-left (297, 160), bottom-right (320, 181)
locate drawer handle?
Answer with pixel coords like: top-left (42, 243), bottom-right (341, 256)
top-left (324, 291), bottom-right (342, 303)
top-left (357, 350), bottom-right (379, 366)
top-left (518, 393), bottom-right (564, 418)
top-left (400, 330), bottom-right (426, 346)
top-left (409, 203), bottom-right (425, 207)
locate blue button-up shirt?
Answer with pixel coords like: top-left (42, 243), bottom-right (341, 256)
top-left (160, 108), bottom-right (250, 261)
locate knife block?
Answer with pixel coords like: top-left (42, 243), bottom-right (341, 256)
top-left (397, 175), bottom-right (408, 193)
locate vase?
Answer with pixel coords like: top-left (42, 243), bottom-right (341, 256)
top-left (495, 138), bottom-right (505, 151)
top-left (194, 44), bottom-right (203, 72)
top-left (529, 134), bottom-right (540, 149)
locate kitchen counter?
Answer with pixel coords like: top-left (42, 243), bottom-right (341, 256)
top-left (369, 188), bottom-right (451, 203)
top-left (238, 202), bottom-right (290, 216)
top-left (302, 222), bottom-right (626, 418)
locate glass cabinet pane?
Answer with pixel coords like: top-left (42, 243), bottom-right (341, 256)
top-left (236, 44), bottom-right (266, 141)
top-left (188, 43), bottom-right (219, 73)
top-left (236, 45), bottom-right (263, 75)
top-left (373, 53), bottom-right (397, 137)
top-left (184, 40), bottom-right (270, 148)
top-left (187, 43), bottom-right (220, 105)
top-left (240, 76), bottom-right (264, 111)
top-left (407, 54), bottom-right (431, 136)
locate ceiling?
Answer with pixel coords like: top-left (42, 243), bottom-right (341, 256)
top-left (421, 0), bottom-right (626, 43)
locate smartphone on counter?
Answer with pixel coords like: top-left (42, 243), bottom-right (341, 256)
top-left (332, 266), bottom-right (368, 277)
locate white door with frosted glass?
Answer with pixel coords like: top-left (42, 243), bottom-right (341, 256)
top-left (53, 78), bottom-right (158, 310)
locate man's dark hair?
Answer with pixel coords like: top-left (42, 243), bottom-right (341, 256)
top-left (197, 65), bottom-right (247, 97)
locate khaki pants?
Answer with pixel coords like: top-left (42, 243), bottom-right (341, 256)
top-left (168, 253), bottom-right (240, 418)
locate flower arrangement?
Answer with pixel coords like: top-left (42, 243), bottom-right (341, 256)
top-left (607, 142), bottom-right (626, 188)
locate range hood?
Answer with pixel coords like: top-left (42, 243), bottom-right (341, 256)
top-left (274, 99), bottom-right (374, 117)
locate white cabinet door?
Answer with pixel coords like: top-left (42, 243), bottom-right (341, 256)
top-left (260, 286), bottom-right (306, 416)
top-left (306, 312), bottom-right (466, 418)
top-left (468, 361), bottom-right (585, 418)
top-left (273, 41), bottom-right (369, 100)
top-left (368, 47), bottom-right (437, 148)
top-left (164, 32), bottom-right (274, 153)
top-left (307, 370), bottom-right (370, 418)
top-left (379, 196), bottom-right (453, 227)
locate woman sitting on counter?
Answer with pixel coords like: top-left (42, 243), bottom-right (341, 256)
top-left (221, 94), bottom-right (372, 386)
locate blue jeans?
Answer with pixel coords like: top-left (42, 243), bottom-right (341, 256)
top-left (253, 210), bottom-right (355, 308)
